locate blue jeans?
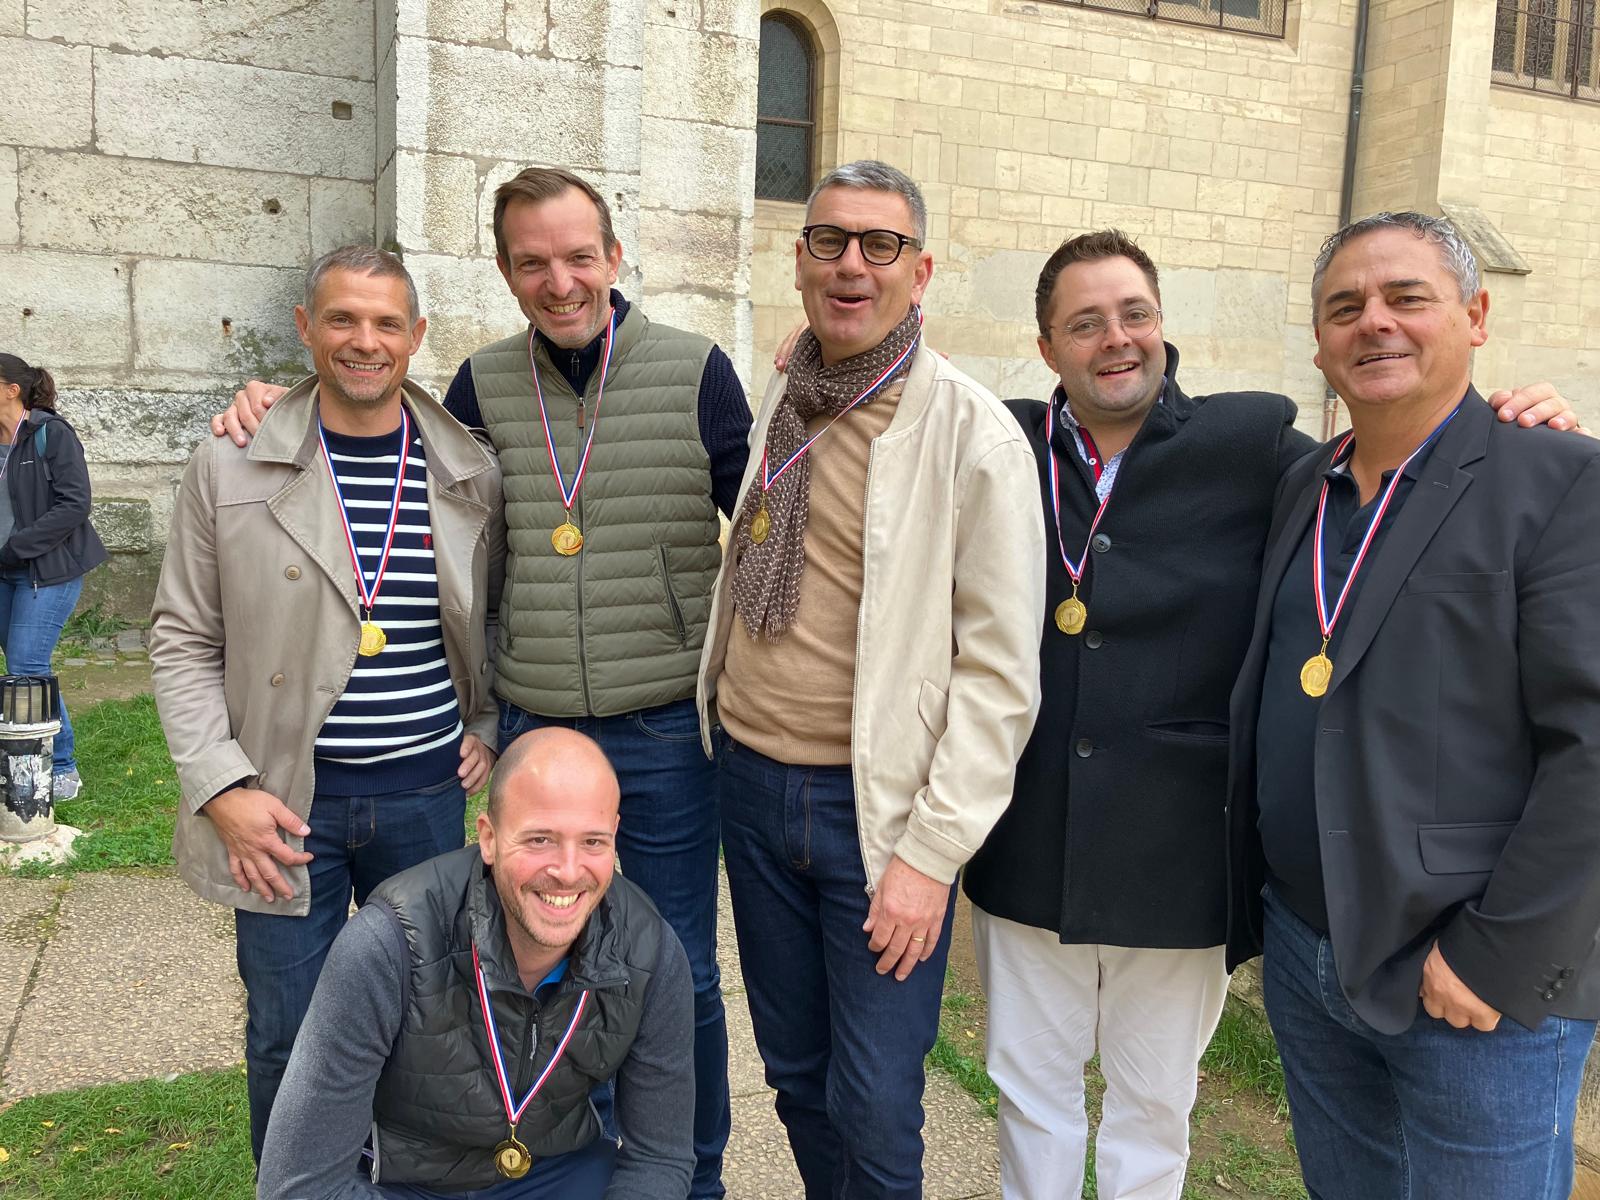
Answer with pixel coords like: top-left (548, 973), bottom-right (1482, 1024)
top-left (0, 574), bottom-right (82, 773)
top-left (718, 735), bottom-right (955, 1199)
top-left (235, 775), bottom-right (467, 1162)
top-left (375, 1134), bottom-right (616, 1198)
top-left (1262, 886), bottom-right (1597, 1200)
top-left (496, 696), bottom-right (728, 1199)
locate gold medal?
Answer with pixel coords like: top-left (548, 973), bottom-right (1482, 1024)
top-left (552, 521), bottom-right (584, 556)
top-left (1299, 651), bottom-right (1333, 698)
top-left (494, 1135), bottom-right (532, 1179)
top-left (1055, 596), bottom-right (1087, 636)
top-left (750, 503), bottom-right (772, 545)
top-left (357, 621), bottom-right (387, 657)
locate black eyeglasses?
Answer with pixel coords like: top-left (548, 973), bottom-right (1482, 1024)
top-left (802, 224), bottom-right (922, 266)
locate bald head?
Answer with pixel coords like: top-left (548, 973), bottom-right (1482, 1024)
top-left (487, 727), bottom-right (619, 824)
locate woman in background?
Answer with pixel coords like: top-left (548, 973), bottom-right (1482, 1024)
top-left (0, 354), bottom-right (107, 800)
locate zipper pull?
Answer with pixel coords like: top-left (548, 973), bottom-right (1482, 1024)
top-left (577, 401), bottom-right (586, 430)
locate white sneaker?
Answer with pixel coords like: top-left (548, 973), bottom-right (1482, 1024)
top-left (52, 769), bottom-right (81, 801)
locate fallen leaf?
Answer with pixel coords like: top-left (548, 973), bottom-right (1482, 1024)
top-left (103, 1128), bottom-right (121, 1135)
top-left (39, 1121), bottom-right (52, 1129)
top-left (0, 1146), bottom-right (9, 1162)
top-left (167, 1141), bottom-right (190, 1151)
top-left (69, 1144), bottom-right (85, 1153)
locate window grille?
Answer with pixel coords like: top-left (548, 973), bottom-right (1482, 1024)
top-left (1049, 0), bottom-right (1286, 39)
top-left (756, 15), bottom-right (817, 203)
top-left (1494, 0), bottom-right (1600, 103)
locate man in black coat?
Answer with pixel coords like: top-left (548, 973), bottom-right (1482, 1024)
top-left (961, 229), bottom-right (1576, 1200)
top-left (1225, 211), bottom-right (1600, 1200)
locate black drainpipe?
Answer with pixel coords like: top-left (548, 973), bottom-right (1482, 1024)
top-left (1323, 0), bottom-right (1372, 439)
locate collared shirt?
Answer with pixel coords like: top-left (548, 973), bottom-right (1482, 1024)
top-left (1053, 386), bottom-right (1158, 503)
top-left (1255, 436), bottom-right (1444, 932)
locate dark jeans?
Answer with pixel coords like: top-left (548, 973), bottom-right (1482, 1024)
top-left (496, 696), bottom-right (729, 1199)
top-left (375, 1134), bottom-right (616, 1199)
top-left (718, 735), bottom-right (955, 1199)
top-left (1263, 886), bottom-right (1597, 1200)
top-left (235, 775), bottom-right (467, 1162)
top-left (0, 574), bottom-right (83, 773)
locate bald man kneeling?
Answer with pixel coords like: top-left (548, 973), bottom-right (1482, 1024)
top-left (259, 729), bottom-right (694, 1200)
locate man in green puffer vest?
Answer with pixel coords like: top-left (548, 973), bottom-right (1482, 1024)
top-left (258, 727), bottom-right (694, 1199)
top-left (217, 169), bottom-right (750, 1199)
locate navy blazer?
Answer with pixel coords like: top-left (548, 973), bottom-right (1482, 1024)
top-left (1225, 390), bottom-right (1600, 1033)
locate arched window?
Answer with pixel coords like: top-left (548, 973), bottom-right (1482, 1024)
top-left (756, 14), bottom-right (816, 202)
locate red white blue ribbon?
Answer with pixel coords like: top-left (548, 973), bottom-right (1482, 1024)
top-left (1045, 395), bottom-right (1113, 587)
top-left (472, 942), bottom-right (590, 1129)
top-left (317, 407), bottom-right (411, 615)
top-left (1313, 403), bottom-right (1461, 641)
top-left (757, 308), bottom-right (923, 495)
top-left (531, 309), bottom-right (618, 515)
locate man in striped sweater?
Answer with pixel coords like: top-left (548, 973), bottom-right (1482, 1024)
top-left (151, 246), bottom-right (505, 1162)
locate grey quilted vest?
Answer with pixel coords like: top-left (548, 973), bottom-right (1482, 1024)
top-left (470, 306), bottom-right (721, 717)
top-left (367, 846), bottom-right (663, 1192)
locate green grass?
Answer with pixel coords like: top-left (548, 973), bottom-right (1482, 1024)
top-left (1200, 995), bottom-right (1290, 1114)
top-left (0, 1069), bottom-right (252, 1199)
top-left (11, 695), bottom-right (178, 876)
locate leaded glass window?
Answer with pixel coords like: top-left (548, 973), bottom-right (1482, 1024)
top-left (756, 15), bottom-right (816, 202)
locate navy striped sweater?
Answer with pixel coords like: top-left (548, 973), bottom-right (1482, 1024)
top-left (313, 420), bottom-right (461, 797)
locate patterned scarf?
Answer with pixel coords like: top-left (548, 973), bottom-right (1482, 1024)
top-left (730, 308), bottom-right (922, 641)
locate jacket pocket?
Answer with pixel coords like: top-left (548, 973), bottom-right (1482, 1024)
top-left (1418, 820), bottom-right (1517, 875)
top-left (655, 544), bottom-right (688, 645)
top-left (917, 678), bottom-right (949, 739)
top-left (1402, 571), bottom-right (1509, 595)
top-left (1145, 718), bottom-right (1230, 745)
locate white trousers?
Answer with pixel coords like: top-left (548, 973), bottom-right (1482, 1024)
top-left (970, 906), bottom-right (1228, 1200)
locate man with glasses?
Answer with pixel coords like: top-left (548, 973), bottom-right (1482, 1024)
top-left (960, 228), bottom-right (1578, 1200)
top-left (698, 160), bottom-right (1045, 1196)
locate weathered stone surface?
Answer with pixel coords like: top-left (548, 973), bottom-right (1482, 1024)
top-left (20, 151), bottom-right (310, 268)
top-left (64, 388), bottom-right (224, 467)
top-left (89, 497), bottom-right (154, 554)
top-left (311, 179), bottom-right (377, 257)
top-left (0, 0), bottom-right (20, 36)
top-left (642, 25), bottom-right (754, 127)
top-left (639, 290), bottom-right (744, 359)
top-left (636, 206), bottom-right (747, 297)
top-left (404, 252), bottom-right (526, 387)
top-left (392, 150), bottom-right (481, 257)
top-left (132, 260), bottom-right (307, 384)
top-left (0, 38), bottom-right (92, 150)
top-left (94, 53), bottom-right (375, 180)
top-left (504, 0), bottom-right (548, 53)
top-left (0, 249), bottom-right (131, 371)
top-left (698, 0), bottom-right (759, 40)
top-left (394, 39), bottom-right (641, 173)
top-left (396, 0), bottom-right (506, 44)
top-left (29, 1), bottom-right (374, 80)
top-left (639, 116), bottom-right (756, 217)
top-left (550, 0), bottom-right (644, 67)
top-left (0, 147), bottom-right (16, 245)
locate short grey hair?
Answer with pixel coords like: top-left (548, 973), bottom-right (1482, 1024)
top-left (304, 245), bottom-right (421, 325)
top-left (1311, 212), bottom-right (1481, 323)
top-left (806, 160), bottom-right (928, 243)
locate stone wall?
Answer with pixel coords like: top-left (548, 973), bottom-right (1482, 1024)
top-left (2, 0), bottom-right (757, 618)
top-left (1, 1), bottom-right (379, 615)
top-left (1480, 86), bottom-right (1600, 406)
top-left (750, 0), bottom-right (1359, 419)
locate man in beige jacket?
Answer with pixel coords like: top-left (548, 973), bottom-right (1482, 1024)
top-left (150, 246), bottom-right (503, 1163)
top-left (697, 160), bottom-right (1045, 1195)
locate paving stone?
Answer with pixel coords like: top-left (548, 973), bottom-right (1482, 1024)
top-left (3, 873), bottom-right (244, 1099)
top-left (0, 878), bottom-right (60, 1072)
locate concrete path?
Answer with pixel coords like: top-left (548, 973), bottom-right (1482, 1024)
top-left (0, 867), bottom-right (999, 1197)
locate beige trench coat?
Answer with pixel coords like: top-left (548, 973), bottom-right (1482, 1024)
top-left (150, 378), bottom-right (504, 916)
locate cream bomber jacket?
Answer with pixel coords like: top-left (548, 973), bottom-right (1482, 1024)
top-left (698, 343), bottom-right (1046, 887)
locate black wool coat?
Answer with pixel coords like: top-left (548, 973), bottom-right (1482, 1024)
top-left (963, 349), bottom-right (1314, 949)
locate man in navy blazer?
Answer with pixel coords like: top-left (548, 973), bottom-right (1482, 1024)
top-left (1226, 211), bottom-right (1600, 1199)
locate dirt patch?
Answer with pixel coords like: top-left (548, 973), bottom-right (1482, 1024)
top-left (56, 659), bottom-right (154, 709)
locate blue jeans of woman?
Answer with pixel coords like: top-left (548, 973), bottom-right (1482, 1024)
top-left (0, 574), bottom-right (82, 773)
